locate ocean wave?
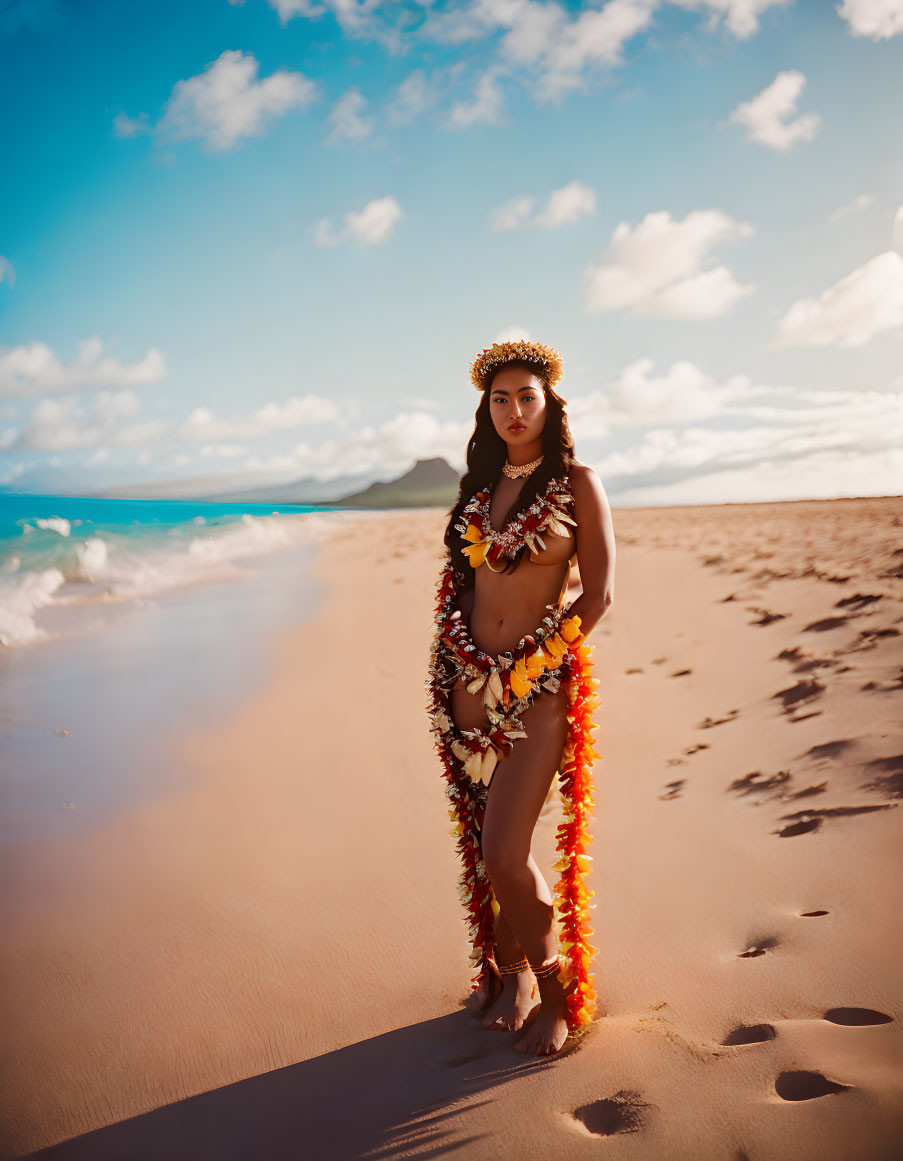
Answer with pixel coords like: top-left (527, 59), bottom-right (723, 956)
top-left (0, 509), bottom-right (345, 651)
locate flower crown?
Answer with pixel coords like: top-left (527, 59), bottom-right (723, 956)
top-left (469, 339), bottom-right (564, 392)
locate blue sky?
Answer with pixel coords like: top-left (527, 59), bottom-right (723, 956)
top-left (1, 0), bottom-right (902, 504)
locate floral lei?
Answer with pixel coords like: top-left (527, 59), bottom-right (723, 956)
top-left (424, 472), bottom-right (602, 1034)
top-left (454, 475), bottom-right (577, 571)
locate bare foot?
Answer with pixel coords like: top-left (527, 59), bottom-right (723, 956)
top-left (514, 974), bottom-right (570, 1055)
top-left (475, 972), bottom-right (537, 1031)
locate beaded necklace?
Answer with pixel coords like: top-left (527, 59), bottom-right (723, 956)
top-left (454, 474), bottom-right (577, 571)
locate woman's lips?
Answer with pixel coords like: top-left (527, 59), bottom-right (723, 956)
top-left (508, 423), bottom-right (526, 432)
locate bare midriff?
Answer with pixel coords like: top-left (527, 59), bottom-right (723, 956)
top-left (455, 476), bottom-right (577, 657)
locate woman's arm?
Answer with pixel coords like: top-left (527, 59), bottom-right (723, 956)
top-left (565, 465), bottom-right (615, 639)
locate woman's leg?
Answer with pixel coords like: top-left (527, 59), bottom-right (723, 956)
top-left (449, 678), bottom-right (537, 1030)
top-left (480, 686), bottom-right (572, 1055)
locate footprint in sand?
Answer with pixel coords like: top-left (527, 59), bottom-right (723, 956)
top-left (824, 1007), bottom-right (894, 1026)
top-left (659, 779), bottom-right (685, 800)
top-left (803, 615), bottom-right (853, 632)
top-left (776, 645), bottom-right (834, 674)
top-left (747, 607), bottom-right (788, 626)
top-left (738, 937), bottom-right (779, 958)
top-left (804, 738), bottom-right (855, 761)
top-left (800, 909), bottom-right (829, 917)
top-left (786, 781), bottom-right (828, 800)
top-left (835, 592), bottom-right (884, 611)
top-left (697, 709), bottom-right (740, 729)
top-left (771, 678), bottom-right (824, 719)
top-left (571, 1090), bottom-right (649, 1137)
top-left (669, 668), bottom-right (692, 678)
top-left (774, 803), bottom-right (896, 837)
top-left (721, 1023), bottom-right (777, 1045)
top-left (625, 667), bottom-right (644, 674)
top-left (775, 1070), bottom-right (852, 1100)
top-left (861, 754), bottom-right (903, 798)
top-left (846, 625), bottom-right (901, 653)
top-left (728, 770), bottom-right (791, 798)
top-left (861, 667), bottom-right (903, 693)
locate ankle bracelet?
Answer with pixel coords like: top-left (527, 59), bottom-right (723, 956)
top-left (529, 955), bottom-right (561, 980)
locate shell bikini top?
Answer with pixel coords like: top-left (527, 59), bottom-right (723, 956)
top-left (454, 475), bottom-right (578, 572)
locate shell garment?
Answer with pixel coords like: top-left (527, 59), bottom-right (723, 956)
top-left (425, 473), bottom-right (602, 1034)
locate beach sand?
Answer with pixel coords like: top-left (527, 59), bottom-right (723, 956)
top-left (2, 497), bottom-right (902, 1160)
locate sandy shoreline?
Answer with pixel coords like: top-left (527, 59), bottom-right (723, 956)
top-left (2, 497), bottom-right (902, 1160)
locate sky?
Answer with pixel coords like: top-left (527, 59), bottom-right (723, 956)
top-left (1, 0), bottom-right (902, 506)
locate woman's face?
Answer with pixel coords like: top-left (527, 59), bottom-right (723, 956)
top-left (487, 366), bottom-right (547, 450)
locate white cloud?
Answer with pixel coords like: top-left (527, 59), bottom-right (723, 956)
top-left (157, 50), bottom-right (319, 153)
top-left (386, 68), bottom-right (442, 123)
top-left (0, 337), bottom-right (165, 399)
top-left (610, 445), bottom-right (903, 505)
top-left (325, 86), bottom-right (373, 144)
top-left (668, 0), bottom-right (793, 39)
top-left (313, 195), bottom-right (405, 246)
top-left (112, 111), bottom-right (151, 138)
top-left (827, 192), bottom-right (874, 222)
top-left (445, 65), bottom-right (507, 127)
top-left (233, 409), bottom-right (473, 486)
top-left (488, 195), bottom-right (535, 232)
top-left (728, 69), bottom-right (820, 151)
top-left (177, 395), bottom-right (339, 442)
top-left (774, 250), bottom-right (903, 348)
top-left (19, 390), bottom-right (170, 453)
top-left (0, 255), bottom-right (16, 286)
top-left (569, 357), bottom-right (759, 435)
top-left (837, 0), bottom-right (903, 40)
top-left (489, 180), bottom-right (596, 230)
top-left (420, 1), bottom-right (789, 103)
top-left (265, 0), bottom-right (405, 51)
top-left (587, 380), bottom-right (903, 501)
top-left (584, 208), bottom-right (755, 318)
top-left (200, 444), bottom-right (246, 457)
top-left (422, 0), bottom-right (657, 103)
top-left (7, 389), bottom-right (339, 455)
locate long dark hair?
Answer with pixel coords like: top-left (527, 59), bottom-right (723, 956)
top-left (443, 357), bottom-right (576, 591)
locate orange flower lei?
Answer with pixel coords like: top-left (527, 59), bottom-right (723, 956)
top-left (425, 488), bottom-right (602, 1034)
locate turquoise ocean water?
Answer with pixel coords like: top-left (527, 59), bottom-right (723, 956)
top-left (0, 492), bottom-right (350, 845)
top-left (0, 492), bottom-right (343, 650)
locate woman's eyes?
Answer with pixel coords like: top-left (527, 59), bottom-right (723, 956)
top-left (493, 395), bottom-right (536, 403)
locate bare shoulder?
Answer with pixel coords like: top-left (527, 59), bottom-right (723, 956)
top-left (568, 462), bottom-right (610, 509)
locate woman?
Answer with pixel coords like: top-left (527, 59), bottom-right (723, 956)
top-left (426, 338), bottom-right (616, 1057)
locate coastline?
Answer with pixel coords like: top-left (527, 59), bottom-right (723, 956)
top-left (2, 497), bottom-right (902, 1160)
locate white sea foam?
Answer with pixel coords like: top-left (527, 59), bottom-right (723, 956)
top-left (0, 509), bottom-right (351, 651)
top-left (33, 516), bottom-right (72, 537)
top-left (0, 567), bottom-right (66, 647)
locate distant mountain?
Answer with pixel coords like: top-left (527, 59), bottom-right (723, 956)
top-left (9, 458), bottom-right (463, 509)
top-left (319, 456), bottom-right (460, 509)
top-left (198, 469), bottom-right (374, 505)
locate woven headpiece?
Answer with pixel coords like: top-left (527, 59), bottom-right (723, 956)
top-left (469, 339), bottom-right (564, 392)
